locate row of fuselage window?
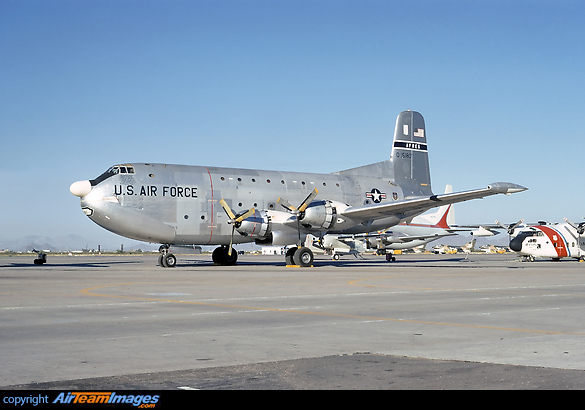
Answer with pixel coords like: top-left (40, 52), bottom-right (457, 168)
top-left (218, 176), bottom-right (341, 188)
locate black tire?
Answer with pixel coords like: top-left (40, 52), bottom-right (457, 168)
top-left (225, 248), bottom-right (238, 265)
top-left (285, 247), bottom-right (297, 265)
top-left (293, 247), bottom-right (313, 267)
top-left (212, 246), bottom-right (238, 265)
top-left (164, 254), bottom-right (177, 267)
top-left (212, 247), bottom-right (223, 264)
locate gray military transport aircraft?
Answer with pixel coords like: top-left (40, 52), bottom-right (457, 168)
top-left (70, 110), bottom-right (527, 267)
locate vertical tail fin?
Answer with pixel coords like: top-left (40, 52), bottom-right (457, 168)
top-left (391, 110), bottom-right (432, 196)
top-left (445, 184), bottom-right (455, 226)
top-left (419, 185), bottom-right (453, 228)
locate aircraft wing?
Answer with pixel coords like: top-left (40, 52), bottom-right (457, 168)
top-left (447, 225), bottom-right (502, 236)
top-left (380, 233), bottom-right (457, 244)
top-left (340, 182), bottom-right (526, 223)
top-left (334, 232), bottom-right (456, 244)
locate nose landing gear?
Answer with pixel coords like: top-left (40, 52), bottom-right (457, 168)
top-left (158, 245), bottom-right (176, 268)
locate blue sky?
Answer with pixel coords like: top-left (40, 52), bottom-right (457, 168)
top-left (1, 0), bottom-right (584, 250)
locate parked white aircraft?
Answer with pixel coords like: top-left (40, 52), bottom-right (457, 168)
top-left (478, 244), bottom-right (508, 254)
top-left (70, 110), bottom-right (526, 267)
top-left (508, 219), bottom-right (585, 261)
top-left (432, 244), bottom-right (458, 254)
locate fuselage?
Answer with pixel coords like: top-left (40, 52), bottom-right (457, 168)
top-left (509, 223), bottom-right (585, 260)
top-left (77, 162), bottom-right (419, 247)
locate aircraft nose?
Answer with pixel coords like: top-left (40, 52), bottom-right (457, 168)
top-left (70, 180), bottom-right (92, 197)
top-left (509, 236), bottom-right (524, 252)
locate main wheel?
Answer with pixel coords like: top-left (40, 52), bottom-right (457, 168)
top-left (212, 246), bottom-right (238, 265)
top-left (163, 253), bottom-right (177, 267)
top-left (293, 247), bottom-right (314, 267)
top-left (224, 248), bottom-right (238, 265)
top-left (285, 247), bottom-right (297, 265)
top-left (212, 247), bottom-right (223, 264)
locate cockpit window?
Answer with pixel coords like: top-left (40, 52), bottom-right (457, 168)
top-left (90, 164), bottom-right (135, 186)
top-left (116, 165), bottom-right (134, 174)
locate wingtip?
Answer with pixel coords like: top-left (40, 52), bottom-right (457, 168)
top-left (488, 182), bottom-right (528, 194)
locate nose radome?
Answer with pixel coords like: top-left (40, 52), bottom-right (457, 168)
top-left (509, 236), bottom-right (524, 252)
top-left (70, 180), bottom-right (92, 197)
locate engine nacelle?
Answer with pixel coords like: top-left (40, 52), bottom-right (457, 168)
top-left (301, 200), bottom-right (346, 230)
top-left (236, 209), bottom-right (271, 239)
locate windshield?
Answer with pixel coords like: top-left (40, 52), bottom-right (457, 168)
top-left (90, 164), bottom-right (135, 186)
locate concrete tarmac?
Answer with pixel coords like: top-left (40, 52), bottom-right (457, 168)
top-left (2, 252), bottom-right (585, 390)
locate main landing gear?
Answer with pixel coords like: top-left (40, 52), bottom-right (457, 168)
top-left (32, 249), bottom-right (47, 265)
top-left (158, 245), bottom-right (177, 268)
top-left (158, 244), bottom-right (313, 267)
top-left (212, 245), bottom-right (238, 266)
top-left (285, 246), bottom-right (314, 267)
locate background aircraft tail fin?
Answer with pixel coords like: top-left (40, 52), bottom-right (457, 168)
top-left (391, 110), bottom-right (432, 196)
top-left (416, 185), bottom-right (453, 228)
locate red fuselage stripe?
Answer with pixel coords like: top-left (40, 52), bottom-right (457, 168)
top-left (538, 226), bottom-right (568, 258)
top-left (206, 167), bottom-right (214, 245)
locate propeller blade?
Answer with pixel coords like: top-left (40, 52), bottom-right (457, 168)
top-left (298, 188), bottom-right (319, 213)
top-left (220, 199), bottom-right (254, 224)
top-left (220, 198), bottom-right (255, 257)
top-left (277, 197), bottom-right (297, 212)
top-left (510, 219), bottom-right (524, 229)
top-left (228, 225), bottom-right (235, 256)
top-left (496, 219), bottom-right (523, 235)
top-left (220, 199), bottom-right (236, 220)
top-left (565, 218), bottom-right (585, 235)
top-left (564, 218), bottom-right (577, 228)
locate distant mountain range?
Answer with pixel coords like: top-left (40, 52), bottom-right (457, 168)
top-left (0, 232), bottom-right (509, 253)
top-left (0, 235), bottom-right (158, 253)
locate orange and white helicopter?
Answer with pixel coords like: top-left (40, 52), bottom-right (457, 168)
top-left (503, 219), bottom-right (585, 262)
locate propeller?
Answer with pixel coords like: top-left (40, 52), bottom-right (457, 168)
top-left (564, 218), bottom-right (585, 235)
top-left (277, 188), bottom-right (319, 216)
top-left (496, 219), bottom-right (524, 236)
top-left (219, 199), bottom-right (255, 256)
top-left (277, 188), bottom-right (319, 245)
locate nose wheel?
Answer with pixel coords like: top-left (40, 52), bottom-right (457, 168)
top-left (158, 245), bottom-right (177, 268)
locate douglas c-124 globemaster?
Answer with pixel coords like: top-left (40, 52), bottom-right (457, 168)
top-left (70, 110), bottom-right (527, 267)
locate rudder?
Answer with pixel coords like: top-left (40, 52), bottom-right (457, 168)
top-left (391, 110), bottom-right (432, 196)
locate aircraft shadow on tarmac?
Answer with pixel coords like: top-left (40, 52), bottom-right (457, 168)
top-left (1, 256), bottom-right (471, 269)
top-left (177, 256), bottom-right (470, 268)
top-left (0, 260), bottom-right (140, 269)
